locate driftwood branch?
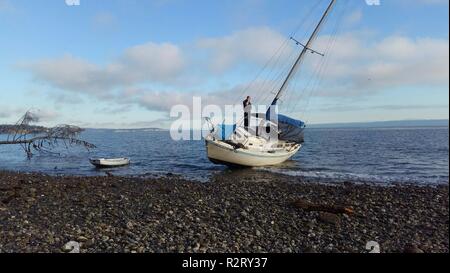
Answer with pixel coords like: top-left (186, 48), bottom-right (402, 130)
top-left (291, 199), bottom-right (355, 215)
top-left (0, 110), bottom-right (96, 158)
top-left (0, 137), bottom-right (95, 147)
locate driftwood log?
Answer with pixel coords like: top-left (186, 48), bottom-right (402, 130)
top-left (291, 199), bottom-right (354, 215)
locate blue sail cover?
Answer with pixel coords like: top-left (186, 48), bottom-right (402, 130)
top-left (216, 115), bottom-right (305, 142)
top-left (277, 114), bottom-right (305, 128)
top-left (277, 114), bottom-right (305, 143)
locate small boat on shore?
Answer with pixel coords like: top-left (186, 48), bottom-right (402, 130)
top-left (89, 158), bottom-right (130, 168)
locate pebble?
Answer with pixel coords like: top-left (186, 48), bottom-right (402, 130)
top-left (0, 170), bottom-right (447, 253)
top-left (404, 244), bottom-right (425, 253)
top-left (77, 236), bottom-right (88, 242)
top-left (318, 212), bottom-right (341, 226)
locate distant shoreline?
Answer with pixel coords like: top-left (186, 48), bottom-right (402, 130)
top-left (307, 119), bottom-right (449, 129)
top-left (307, 125), bottom-right (449, 130)
top-left (2, 119), bottom-right (447, 132)
top-left (82, 125), bottom-right (449, 131)
top-left (0, 125), bottom-right (48, 135)
top-left (79, 119), bottom-right (449, 131)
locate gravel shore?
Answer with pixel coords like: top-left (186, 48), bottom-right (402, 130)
top-left (0, 170), bottom-right (448, 253)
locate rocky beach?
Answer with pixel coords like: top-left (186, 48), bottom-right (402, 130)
top-left (0, 170), bottom-right (448, 253)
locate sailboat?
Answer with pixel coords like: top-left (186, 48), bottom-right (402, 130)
top-left (205, 0), bottom-right (337, 167)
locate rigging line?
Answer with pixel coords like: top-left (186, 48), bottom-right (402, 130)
top-left (266, 59), bottom-right (292, 104)
top-left (230, 28), bottom-right (295, 110)
top-left (285, 63), bottom-right (318, 114)
top-left (282, 0), bottom-right (338, 115)
top-left (255, 10), bottom-right (317, 108)
top-left (283, 70), bottom-right (302, 114)
top-left (303, 0), bottom-right (350, 122)
top-left (294, 0), bottom-right (327, 47)
top-left (270, 0), bottom-right (337, 111)
top-left (306, 0), bottom-right (355, 118)
top-left (243, 0), bottom-right (326, 108)
top-left (253, 40), bottom-right (293, 106)
top-left (304, 0), bottom-right (356, 117)
top-left (256, 45), bottom-right (299, 107)
top-left (220, 38), bottom-right (291, 126)
top-left (286, 0), bottom-right (346, 117)
top-left (283, 61), bottom-right (310, 113)
top-left (246, 37), bottom-right (296, 108)
top-left (289, 0), bottom-right (326, 42)
top-left (265, 51), bottom-right (300, 105)
top-left (225, 0), bottom-right (331, 125)
top-left (285, 40), bottom-right (327, 114)
top-left (294, 17), bottom-right (340, 115)
top-left (267, 46), bottom-right (298, 91)
top-left (291, 76), bottom-right (311, 114)
top-left (237, 0), bottom-right (323, 107)
top-left (278, 0), bottom-right (327, 110)
top-left (306, 0), bottom-right (347, 109)
top-left (302, 27), bottom-right (340, 122)
top-left (285, 31), bottom-right (323, 113)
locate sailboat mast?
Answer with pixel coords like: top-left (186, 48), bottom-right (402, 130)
top-left (269, 0), bottom-right (336, 107)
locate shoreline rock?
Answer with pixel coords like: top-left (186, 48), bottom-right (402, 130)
top-left (0, 170), bottom-right (448, 253)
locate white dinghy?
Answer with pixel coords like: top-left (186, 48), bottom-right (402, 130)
top-left (205, 0), bottom-right (337, 167)
top-left (89, 157), bottom-right (130, 168)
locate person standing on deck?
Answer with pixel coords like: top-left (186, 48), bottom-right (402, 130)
top-left (243, 96), bottom-right (252, 131)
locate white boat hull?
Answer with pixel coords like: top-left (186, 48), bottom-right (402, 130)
top-left (89, 158), bottom-right (130, 168)
top-left (206, 139), bottom-right (301, 167)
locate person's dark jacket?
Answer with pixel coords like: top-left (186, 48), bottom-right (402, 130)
top-left (243, 99), bottom-right (251, 111)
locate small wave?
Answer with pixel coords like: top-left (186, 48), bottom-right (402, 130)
top-left (260, 168), bottom-right (449, 185)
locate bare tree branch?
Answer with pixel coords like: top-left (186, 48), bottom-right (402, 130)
top-left (1, 110), bottom-right (96, 158)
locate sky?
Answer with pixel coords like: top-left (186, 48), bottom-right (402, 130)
top-left (0, 0), bottom-right (448, 128)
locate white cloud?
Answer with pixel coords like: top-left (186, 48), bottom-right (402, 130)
top-left (316, 104), bottom-right (449, 112)
top-left (118, 78), bottom-right (281, 113)
top-left (73, 119), bottom-right (173, 129)
top-left (21, 55), bottom-right (113, 96)
top-left (309, 33), bottom-right (449, 97)
top-left (0, 107), bottom-right (59, 123)
top-left (120, 42), bottom-right (186, 83)
top-left (19, 28), bottom-right (449, 115)
top-left (0, 108), bottom-right (12, 118)
top-left (20, 42), bottom-right (186, 96)
top-left (0, 105), bottom-right (26, 120)
top-left (32, 109), bottom-right (59, 122)
top-left (197, 27), bottom-right (291, 73)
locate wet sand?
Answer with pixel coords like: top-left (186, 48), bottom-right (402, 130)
top-left (0, 170), bottom-right (448, 253)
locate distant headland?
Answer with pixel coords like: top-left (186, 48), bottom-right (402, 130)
top-left (308, 119), bottom-right (449, 129)
top-left (0, 124), bottom-right (48, 135)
